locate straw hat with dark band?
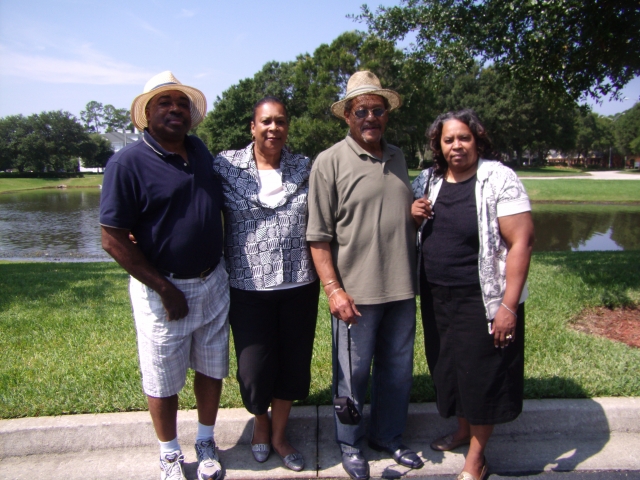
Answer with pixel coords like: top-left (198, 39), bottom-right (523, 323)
top-left (130, 71), bottom-right (207, 131)
top-left (331, 71), bottom-right (402, 120)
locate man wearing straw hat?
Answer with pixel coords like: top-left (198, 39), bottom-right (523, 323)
top-left (307, 71), bottom-right (423, 480)
top-left (100, 71), bottom-right (228, 480)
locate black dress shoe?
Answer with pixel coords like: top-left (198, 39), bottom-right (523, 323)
top-left (341, 451), bottom-right (370, 480)
top-left (368, 440), bottom-right (424, 469)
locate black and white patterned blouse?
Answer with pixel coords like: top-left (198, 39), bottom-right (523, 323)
top-left (212, 143), bottom-right (318, 290)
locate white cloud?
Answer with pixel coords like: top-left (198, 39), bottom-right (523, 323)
top-left (178, 9), bottom-right (195, 18)
top-left (0, 44), bottom-right (153, 85)
top-left (139, 20), bottom-right (165, 36)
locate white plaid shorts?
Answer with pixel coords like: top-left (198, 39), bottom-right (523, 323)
top-left (129, 260), bottom-right (230, 397)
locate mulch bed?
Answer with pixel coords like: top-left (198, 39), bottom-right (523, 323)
top-left (572, 307), bottom-right (640, 348)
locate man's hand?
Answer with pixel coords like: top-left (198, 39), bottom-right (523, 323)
top-left (102, 225), bottom-right (189, 321)
top-left (158, 283), bottom-right (189, 321)
top-left (411, 197), bottom-right (433, 226)
top-left (310, 241), bottom-right (362, 324)
top-left (328, 288), bottom-right (361, 324)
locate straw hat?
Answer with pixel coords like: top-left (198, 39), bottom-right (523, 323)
top-left (331, 71), bottom-right (402, 120)
top-left (130, 71), bottom-right (207, 131)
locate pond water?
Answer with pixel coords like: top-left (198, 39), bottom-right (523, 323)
top-left (0, 188), bottom-right (107, 261)
top-left (531, 204), bottom-right (640, 251)
top-left (0, 189), bottom-right (639, 261)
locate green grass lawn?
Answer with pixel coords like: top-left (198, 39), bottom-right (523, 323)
top-left (2, 252), bottom-right (639, 419)
top-left (522, 179), bottom-right (640, 203)
top-left (0, 175), bottom-right (103, 194)
top-left (408, 171), bottom-right (639, 203)
top-left (409, 166), bottom-right (589, 182)
top-left (514, 166), bottom-right (589, 177)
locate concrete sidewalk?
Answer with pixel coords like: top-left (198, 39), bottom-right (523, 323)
top-left (1, 398), bottom-right (639, 479)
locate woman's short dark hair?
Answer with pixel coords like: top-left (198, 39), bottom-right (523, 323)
top-left (252, 96), bottom-right (288, 123)
top-left (427, 109), bottom-right (494, 175)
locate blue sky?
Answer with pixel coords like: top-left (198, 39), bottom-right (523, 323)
top-left (0, 0), bottom-right (637, 120)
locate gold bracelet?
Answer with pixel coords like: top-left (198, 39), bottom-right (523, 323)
top-left (328, 288), bottom-right (343, 300)
top-left (323, 279), bottom-right (338, 288)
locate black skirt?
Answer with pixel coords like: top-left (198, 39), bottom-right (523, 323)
top-left (420, 280), bottom-right (524, 425)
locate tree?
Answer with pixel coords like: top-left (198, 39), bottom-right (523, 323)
top-left (613, 103), bottom-right (640, 156)
top-left (358, 0), bottom-right (640, 102)
top-left (0, 111), bottom-right (92, 172)
top-left (103, 104), bottom-right (132, 132)
top-left (80, 101), bottom-right (104, 132)
top-left (199, 32), bottom-right (438, 162)
top-left (0, 115), bottom-right (25, 171)
top-left (82, 134), bottom-right (115, 169)
top-left (433, 66), bottom-right (577, 163)
top-left (573, 111), bottom-right (614, 160)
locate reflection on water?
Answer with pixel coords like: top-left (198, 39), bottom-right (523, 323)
top-left (0, 188), bottom-right (109, 261)
top-left (0, 190), bottom-right (639, 260)
top-left (531, 204), bottom-right (640, 251)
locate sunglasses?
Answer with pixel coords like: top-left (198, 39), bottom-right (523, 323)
top-left (352, 108), bottom-right (386, 119)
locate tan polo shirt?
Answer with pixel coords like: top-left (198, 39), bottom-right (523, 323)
top-left (306, 134), bottom-right (416, 305)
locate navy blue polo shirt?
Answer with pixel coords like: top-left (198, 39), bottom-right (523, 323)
top-left (100, 130), bottom-right (223, 276)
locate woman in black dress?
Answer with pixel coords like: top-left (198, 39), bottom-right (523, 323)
top-left (411, 109), bottom-right (534, 480)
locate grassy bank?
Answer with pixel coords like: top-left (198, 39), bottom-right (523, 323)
top-left (0, 175), bottom-right (103, 194)
top-left (1, 252), bottom-right (639, 419)
top-left (514, 166), bottom-right (589, 177)
top-left (522, 179), bottom-right (640, 204)
top-left (407, 172), bottom-right (639, 203)
top-left (408, 166), bottom-right (590, 183)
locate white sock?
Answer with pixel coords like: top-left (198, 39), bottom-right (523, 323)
top-left (159, 437), bottom-right (181, 455)
top-left (196, 421), bottom-right (215, 442)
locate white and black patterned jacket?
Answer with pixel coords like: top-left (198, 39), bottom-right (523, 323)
top-left (212, 143), bottom-right (317, 290)
top-left (412, 159), bottom-right (531, 319)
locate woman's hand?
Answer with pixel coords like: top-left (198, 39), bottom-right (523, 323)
top-left (411, 197), bottom-right (433, 226)
top-left (491, 304), bottom-right (517, 348)
top-left (328, 288), bottom-right (361, 324)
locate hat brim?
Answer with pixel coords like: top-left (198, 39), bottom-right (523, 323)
top-left (130, 85), bottom-right (207, 131)
top-left (331, 88), bottom-right (402, 120)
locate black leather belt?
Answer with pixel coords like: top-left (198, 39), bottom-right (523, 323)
top-left (157, 264), bottom-right (217, 280)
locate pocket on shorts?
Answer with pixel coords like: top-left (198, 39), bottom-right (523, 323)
top-left (130, 277), bottom-right (167, 320)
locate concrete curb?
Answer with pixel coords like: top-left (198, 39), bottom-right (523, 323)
top-left (2, 398), bottom-right (639, 458)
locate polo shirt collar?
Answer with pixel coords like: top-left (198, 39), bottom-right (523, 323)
top-left (142, 129), bottom-right (192, 159)
top-left (345, 133), bottom-right (394, 163)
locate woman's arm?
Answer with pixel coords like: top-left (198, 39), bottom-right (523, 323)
top-left (492, 212), bottom-right (535, 347)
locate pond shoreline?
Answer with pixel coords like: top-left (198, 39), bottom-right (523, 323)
top-left (0, 185), bottom-right (101, 195)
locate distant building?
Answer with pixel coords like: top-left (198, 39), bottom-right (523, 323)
top-left (78, 131), bottom-right (141, 173)
top-left (100, 131), bottom-right (141, 152)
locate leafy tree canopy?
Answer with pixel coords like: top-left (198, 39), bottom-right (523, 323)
top-left (357, 0), bottom-right (640, 102)
top-left (199, 31), bottom-right (438, 162)
top-left (103, 105), bottom-right (132, 132)
top-left (0, 111), bottom-right (95, 172)
top-left (80, 101), bottom-right (104, 133)
top-left (613, 102), bottom-right (640, 156)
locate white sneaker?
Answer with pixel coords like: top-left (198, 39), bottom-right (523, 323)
top-left (195, 439), bottom-right (223, 480)
top-left (160, 451), bottom-right (186, 480)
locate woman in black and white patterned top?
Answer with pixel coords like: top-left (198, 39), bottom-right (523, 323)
top-left (212, 96), bottom-right (318, 472)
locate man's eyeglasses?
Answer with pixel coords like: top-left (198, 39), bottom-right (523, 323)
top-left (352, 108), bottom-right (386, 119)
